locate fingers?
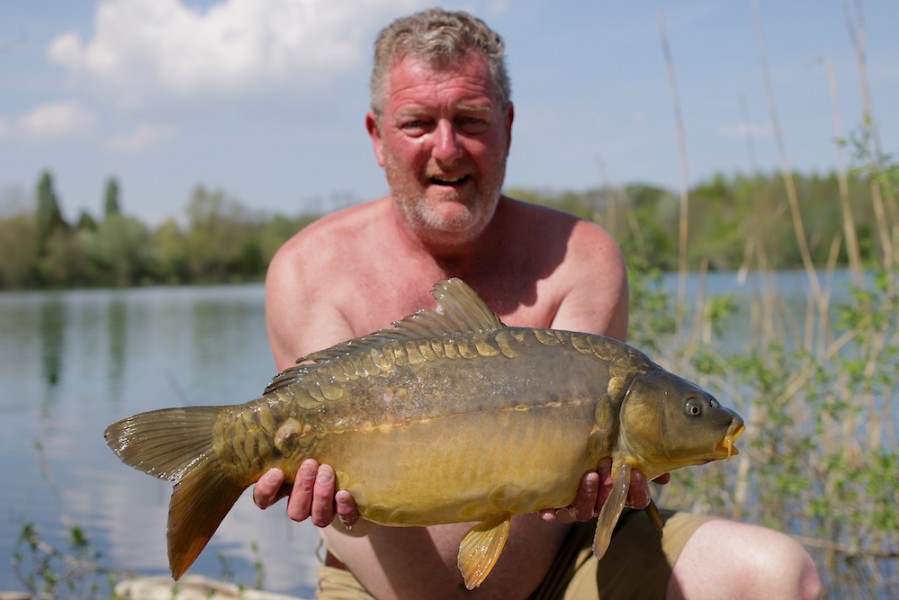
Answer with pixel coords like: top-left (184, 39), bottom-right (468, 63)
top-left (335, 489), bottom-right (360, 528)
top-left (540, 459), bottom-right (610, 523)
top-left (625, 468), bottom-right (650, 509)
top-left (310, 464), bottom-right (337, 527)
top-left (281, 459), bottom-right (361, 530)
top-left (595, 457), bottom-right (614, 513)
top-left (598, 460), bottom-right (663, 511)
top-left (256, 461), bottom-right (359, 529)
top-left (625, 470), bottom-right (669, 508)
top-left (578, 458), bottom-right (659, 519)
top-left (534, 459), bottom-right (672, 524)
top-left (573, 471), bottom-right (601, 521)
top-left (286, 459), bottom-right (322, 523)
top-left (253, 468), bottom-right (286, 509)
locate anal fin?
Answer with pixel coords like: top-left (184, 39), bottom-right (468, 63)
top-left (457, 516), bottom-right (511, 590)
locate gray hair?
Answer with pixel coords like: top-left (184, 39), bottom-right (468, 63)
top-left (369, 8), bottom-right (511, 115)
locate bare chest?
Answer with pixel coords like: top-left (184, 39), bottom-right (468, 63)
top-left (340, 272), bottom-right (559, 338)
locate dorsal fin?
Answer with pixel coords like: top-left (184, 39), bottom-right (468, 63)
top-left (399, 278), bottom-right (505, 336)
top-left (264, 279), bottom-right (504, 394)
top-left (300, 278), bottom-right (504, 364)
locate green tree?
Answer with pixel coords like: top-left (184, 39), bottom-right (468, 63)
top-left (184, 185), bottom-right (267, 282)
top-left (151, 217), bottom-right (189, 284)
top-left (620, 183), bottom-right (678, 271)
top-left (103, 177), bottom-right (121, 219)
top-left (34, 171), bottom-right (68, 259)
top-left (37, 229), bottom-right (82, 286)
top-left (93, 214), bottom-right (152, 286)
top-left (76, 210), bottom-right (97, 231)
top-left (0, 214), bottom-right (37, 288)
top-left (689, 172), bottom-right (748, 269)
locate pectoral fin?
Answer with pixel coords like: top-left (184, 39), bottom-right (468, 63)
top-left (457, 516), bottom-right (511, 590)
top-left (593, 461), bottom-right (631, 560)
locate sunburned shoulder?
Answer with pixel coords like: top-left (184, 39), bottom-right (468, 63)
top-left (285, 200), bottom-right (389, 248)
top-left (270, 200), bottom-right (391, 269)
top-left (499, 197), bottom-right (622, 265)
top-left (503, 196), bottom-right (610, 234)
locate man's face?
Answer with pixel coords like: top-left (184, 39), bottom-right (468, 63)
top-left (366, 51), bottom-right (514, 250)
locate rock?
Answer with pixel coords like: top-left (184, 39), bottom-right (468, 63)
top-left (113, 575), bottom-right (304, 600)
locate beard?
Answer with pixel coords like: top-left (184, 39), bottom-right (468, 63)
top-left (383, 154), bottom-right (506, 250)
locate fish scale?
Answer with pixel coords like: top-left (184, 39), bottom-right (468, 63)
top-left (104, 278), bottom-right (745, 590)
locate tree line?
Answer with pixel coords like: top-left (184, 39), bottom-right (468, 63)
top-left (0, 167), bottom-right (883, 290)
top-left (0, 171), bottom-right (317, 289)
top-left (512, 169), bottom-right (882, 274)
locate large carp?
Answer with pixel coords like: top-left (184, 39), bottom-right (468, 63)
top-left (105, 278), bottom-right (744, 589)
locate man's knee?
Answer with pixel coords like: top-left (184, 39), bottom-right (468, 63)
top-left (669, 519), bottom-right (822, 599)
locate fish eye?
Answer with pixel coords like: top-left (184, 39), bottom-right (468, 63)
top-left (685, 398), bottom-right (703, 417)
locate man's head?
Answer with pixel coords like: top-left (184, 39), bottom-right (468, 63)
top-left (366, 9), bottom-right (514, 253)
top-left (370, 9), bottom-right (511, 117)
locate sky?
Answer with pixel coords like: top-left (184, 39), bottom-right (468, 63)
top-left (0, 0), bottom-right (897, 225)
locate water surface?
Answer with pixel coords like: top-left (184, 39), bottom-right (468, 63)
top-left (0, 285), bottom-right (320, 597)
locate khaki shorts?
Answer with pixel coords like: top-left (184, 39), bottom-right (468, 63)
top-left (316, 510), bottom-right (714, 599)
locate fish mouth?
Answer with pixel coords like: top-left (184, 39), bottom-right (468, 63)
top-left (716, 420), bottom-right (746, 458)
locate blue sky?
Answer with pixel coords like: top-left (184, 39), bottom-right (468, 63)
top-left (1, 0), bottom-right (897, 224)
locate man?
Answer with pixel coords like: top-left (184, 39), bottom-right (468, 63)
top-left (254, 9), bottom-right (821, 599)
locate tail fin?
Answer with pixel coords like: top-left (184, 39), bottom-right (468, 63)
top-left (105, 406), bottom-right (245, 580)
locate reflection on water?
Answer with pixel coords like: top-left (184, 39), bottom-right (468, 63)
top-left (0, 285), bottom-right (319, 597)
top-left (107, 299), bottom-right (128, 396)
top-left (39, 298), bottom-right (66, 387)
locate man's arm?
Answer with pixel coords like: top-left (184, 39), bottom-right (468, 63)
top-left (541, 220), bottom-right (669, 522)
top-left (252, 236), bottom-right (365, 530)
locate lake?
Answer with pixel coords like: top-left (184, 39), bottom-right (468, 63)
top-left (0, 273), bottom-right (890, 597)
top-left (0, 284), bottom-right (321, 597)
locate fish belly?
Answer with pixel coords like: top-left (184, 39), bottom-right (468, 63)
top-left (327, 399), bottom-right (598, 525)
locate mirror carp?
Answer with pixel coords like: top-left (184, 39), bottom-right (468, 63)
top-left (105, 278), bottom-right (744, 589)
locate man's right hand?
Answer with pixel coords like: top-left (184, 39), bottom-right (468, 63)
top-left (253, 460), bottom-right (361, 529)
top-left (539, 457), bottom-right (671, 523)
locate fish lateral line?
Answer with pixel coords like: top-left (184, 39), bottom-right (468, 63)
top-left (307, 395), bottom-right (596, 437)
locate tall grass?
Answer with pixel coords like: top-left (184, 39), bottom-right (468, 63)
top-left (626, 4), bottom-right (899, 598)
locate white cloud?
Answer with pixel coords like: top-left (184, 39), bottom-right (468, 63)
top-left (48, 0), bottom-right (422, 108)
top-left (105, 123), bottom-right (176, 152)
top-left (3, 101), bottom-right (97, 142)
